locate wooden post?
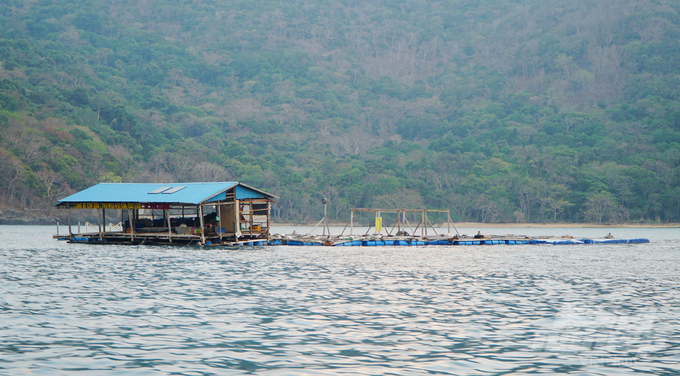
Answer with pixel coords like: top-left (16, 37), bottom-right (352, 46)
top-left (323, 202), bottom-right (328, 236)
top-left (218, 204), bottom-right (223, 241)
top-left (131, 209), bottom-right (135, 241)
top-left (249, 203), bottom-right (253, 236)
top-left (350, 210), bottom-right (354, 235)
top-left (167, 207), bottom-right (172, 243)
top-left (266, 200), bottom-right (271, 240)
top-left (68, 207), bottom-right (72, 240)
top-left (97, 208), bottom-right (103, 241)
top-left (447, 212), bottom-right (451, 235)
top-left (424, 211), bottom-right (428, 236)
top-left (102, 207), bottom-right (106, 233)
top-left (421, 210), bottom-right (426, 236)
top-left (199, 205), bottom-right (206, 245)
top-left (234, 199), bottom-right (240, 241)
top-left (397, 210), bottom-right (401, 233)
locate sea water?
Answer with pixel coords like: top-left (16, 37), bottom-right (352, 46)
top-left (1, 225), bottom-right (679, 375)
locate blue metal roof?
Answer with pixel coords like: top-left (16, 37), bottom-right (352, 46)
top-left (57, 182), bottom-right (275, 206)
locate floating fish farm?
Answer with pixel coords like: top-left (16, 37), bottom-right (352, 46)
top-left (265, 208), bottom-right (650, 247)
top-left (267, 234), bottom-right (650, 247)
top-left (53, 184), bottom-right (650, 247)
top-left (62, 233), bottom-right (650, 247)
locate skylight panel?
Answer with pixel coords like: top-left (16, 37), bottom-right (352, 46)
top-left (162, 186), bottom-right (186, 194)
top-left (148, 186), bottom-right (172, 194)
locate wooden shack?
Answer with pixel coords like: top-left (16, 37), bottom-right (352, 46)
top-left (55, 182), bottom-right (277, 245)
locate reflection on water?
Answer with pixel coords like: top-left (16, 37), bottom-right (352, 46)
top-left (1, 226), bottom-right (679, 375)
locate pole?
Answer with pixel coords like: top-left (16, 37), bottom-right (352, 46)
top-left (235, 200), bottom-right (240, 241)
top-left (323, 202), bottom-right (328, 236)
top-left (199, 205), bottom-right (206, 245)
top-left (447, 212), bottom-right (451, 235)
top-left (338, 219), bottom-right (351, 237)
top-left (249, 203), bottom-right (253, 236)
top-left (98, 208), bottom-right (103, 241)
top-left (167, 207), bottom-right (172, 243)
top-left (266, 201), bottom-right (271, 240)
top-left (426, 215), bottom-right (439, 236)
top-left (424, 210), bottom-right (428, 236)
top-left (218, 204), bottom-right (223, 241)
top-left (398, 210), bottom-right (401, 233)
top-left (131, 209), bottom-right (135, 241)
top-left (68, 207), bottom-right (72, 240)
top-left (350, 210), bottom-right (354, 236)
top-left (364, 219), bottom-right (376, 236)
top-left (307, 216), bottom-right (325, 236)
top-left (388, 216), bottom-right (399, 236)
top-left (403, 215), bottom-right (416, 235)
top-left (448, 212), bottom-right (460, 237)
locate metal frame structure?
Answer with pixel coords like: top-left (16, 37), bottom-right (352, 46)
top-left (346, 208), bottom-right (460, 237)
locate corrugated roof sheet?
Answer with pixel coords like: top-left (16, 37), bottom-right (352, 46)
top-left (57, 182), bottom-right (275, 206)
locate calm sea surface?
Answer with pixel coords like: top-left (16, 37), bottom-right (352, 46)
top-left (1, 225), bottom-right (679, 375)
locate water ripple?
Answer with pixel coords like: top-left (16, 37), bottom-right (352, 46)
top-left (1, 227), bottom-right (680, 374)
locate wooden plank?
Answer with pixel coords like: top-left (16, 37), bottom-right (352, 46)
top-left (350, 208), bottom-right (450, 213)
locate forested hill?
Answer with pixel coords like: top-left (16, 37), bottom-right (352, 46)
top-left (1, 0), bottom-right (680, 224)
